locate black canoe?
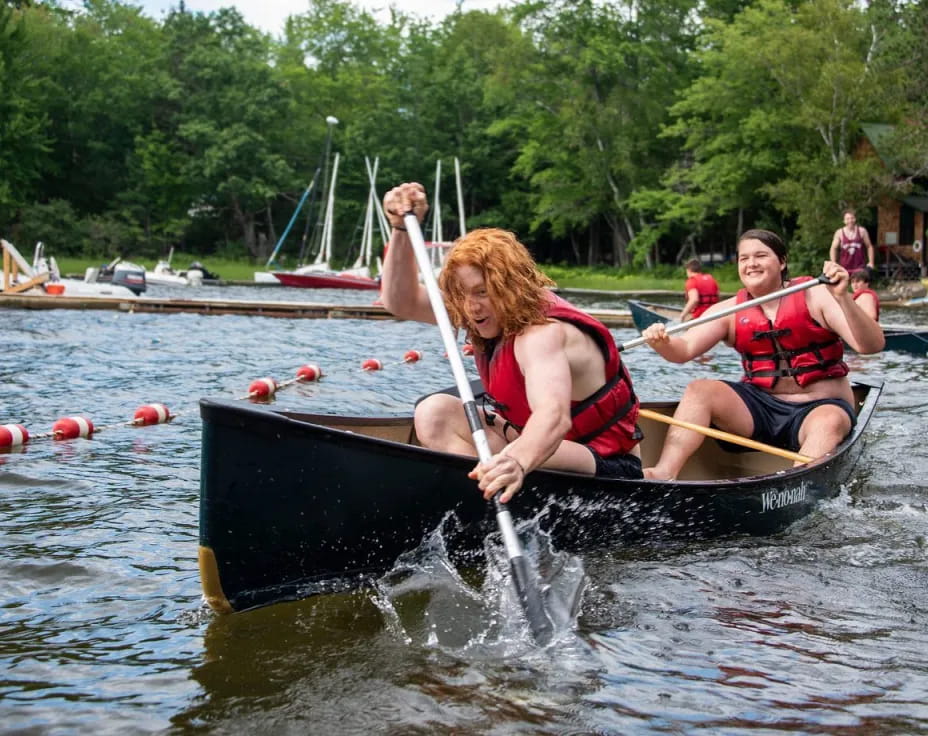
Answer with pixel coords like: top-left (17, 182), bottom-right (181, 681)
top-left (628, 298), bottom-right (928, 356)
top-left (198, 378), bottom-right (882, 614)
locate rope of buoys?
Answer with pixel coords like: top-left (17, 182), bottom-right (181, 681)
top-left (361, 349), bottom-right (427, 372)
top-left (0, 345), bottom-right (474, 448)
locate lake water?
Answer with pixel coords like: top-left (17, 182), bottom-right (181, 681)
top-left (2, 285), bottom-right (928, 734)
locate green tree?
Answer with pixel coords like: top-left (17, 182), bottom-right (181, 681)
top-left (0, 3), bottom-right (52, 220)
top-left (635, 0), bottom-right (907, 272)
top-left (163, 7), bottom-right (297, 260)
top-left (490, 0), bottom-right (701, 266)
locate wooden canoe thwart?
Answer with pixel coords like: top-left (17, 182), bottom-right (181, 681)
top-left (198, 379), bottom-right (882, 614)
top-left (628, 298), bottom-right (928, 356)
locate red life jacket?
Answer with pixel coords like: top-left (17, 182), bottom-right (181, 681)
top-left (473, 294), bottom-right (640, 456)
top-left (852, 287), bottom-right (880, 320)
top-left (734, 276), bottom-right (848, 388)
top-left (685, 273), bottom-right (720, 318)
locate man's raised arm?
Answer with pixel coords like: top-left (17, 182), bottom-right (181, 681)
top-left (380, 182), bottom-right (436, 324)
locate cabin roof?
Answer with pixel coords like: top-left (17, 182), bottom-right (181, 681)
top-left (903, 195), bottom-right (928, 213)
top-left (860, 123), bottom-right (897, 169)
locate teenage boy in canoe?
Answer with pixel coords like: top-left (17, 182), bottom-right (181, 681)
top-left (380, 181), bottom-right (643, 503)
top-left (680, 258), bottom-right (720, 321)
top-left (850, 268), bottom-right (880, 321)
top-left (641, 229), bottom-right (884, 481)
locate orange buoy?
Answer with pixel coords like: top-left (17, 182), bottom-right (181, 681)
top-left (403, 349), bottom-right (423, 363)
top-left (52, 416), bottom-right (94, 440)
top-left (0, 424), bottom-right (29, 447)
top-left (248, 377), bottom-right (278, 398)
top-left (462, 343), bottom-right (474, 356)
top-left (361, 358), bottom-right (383, 371)
top-left (133, 403), bottom-right (171, 426)
top-left (296, 364), bottom-right (322, 382)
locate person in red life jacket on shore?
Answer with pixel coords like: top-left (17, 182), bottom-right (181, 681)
top-left (380, 181), bottom-right (643, 502)
top-left (680, 258), bottom-right (720, 321)
top-left (829, 209), bottom-right (875, 273)
top-left (641, 228), bottom-right (884, 481)
top-left (850, 268), bottom-right (880, 321)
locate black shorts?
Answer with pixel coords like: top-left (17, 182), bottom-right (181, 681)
top-left (485, 407), bottom-right (644, 478)
top-left (588, 448), bottom-right (643, 479)
top-left (720, 381), bottom-right (856, 452)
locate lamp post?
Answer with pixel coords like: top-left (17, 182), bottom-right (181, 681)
top-left (321, 116), bottom-right (339, 209)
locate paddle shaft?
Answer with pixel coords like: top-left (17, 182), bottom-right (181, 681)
top-left (638, 408), bottom-right (812, 463)
top-left (620, 274), bottom-right (831, 351)
top-left (403, 213), bottom-right (553, 644)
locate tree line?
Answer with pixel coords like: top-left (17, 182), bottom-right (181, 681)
top-left (1, 0), bottom-right (926, 273)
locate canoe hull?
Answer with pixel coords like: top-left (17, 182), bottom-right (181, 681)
top-left (199, 380), bottom-right (881, 613)
top-left (273, 271), bottom-right (380, 291)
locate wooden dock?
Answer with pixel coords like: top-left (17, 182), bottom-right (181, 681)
top-left (0, 292), bottom-right (638, 328)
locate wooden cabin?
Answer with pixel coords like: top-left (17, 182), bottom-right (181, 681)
top-left (856, 124), bottom-right (926, 279)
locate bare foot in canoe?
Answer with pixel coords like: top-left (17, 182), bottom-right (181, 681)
top-left (644, 466), bottom-right (675, 481)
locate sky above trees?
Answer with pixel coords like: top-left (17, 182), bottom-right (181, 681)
top-left (135, 0), bottom-right (515, 34)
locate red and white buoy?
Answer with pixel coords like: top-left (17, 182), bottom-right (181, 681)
top-left (52, 416), bottom-right (94, 440)
top-left (248, 377), bottom-right (278, 398)
top-left (133, 403), bottom-right (171, 426)
top-left (361, 358), bottom-right (383, 372)
top-left (462, 343), bottom-right (474, 356)
top-left (403, 349), bottom-right (423, 364)
top-left (0, 424), bottom-right (29, 448)
top-left (296, 364), bottom-right (322, 382)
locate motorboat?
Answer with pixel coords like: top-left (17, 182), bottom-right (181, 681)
top-left (1, 240), bottom-right (143, 298)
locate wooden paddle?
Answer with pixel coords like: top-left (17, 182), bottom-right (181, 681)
top-left (619, 274), bottom-right (832, 352)
top-left (638, 409), bottom-right (812, 463)
top-left (402, 212), bottom-right (554, 646)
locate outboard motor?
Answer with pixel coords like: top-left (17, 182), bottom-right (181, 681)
top-left (111, 261), bottom-right (147, 295)
top-left (188, 261), bottom-right (220, 281)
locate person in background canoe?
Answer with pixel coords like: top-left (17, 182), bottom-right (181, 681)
top-left (680, 258), bottom-right (720, 321)
top-left (850, 268), bottom-right (880, 321)
top-left (641, 228), bottom-right (884, 481)
top-left (829, 209), bottom-right (875, 273)
top-left (380, 181), bottom-right (644, 502)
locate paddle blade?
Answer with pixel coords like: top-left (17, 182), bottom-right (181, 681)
top-left (509, 554), bottom-right (554, 645)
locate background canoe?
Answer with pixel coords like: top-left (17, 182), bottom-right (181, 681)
top-left (199, 379), bottom-right (882, 614)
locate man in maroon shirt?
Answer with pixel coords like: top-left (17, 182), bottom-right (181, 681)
top-left (829, 209), bottom-right (875, 273)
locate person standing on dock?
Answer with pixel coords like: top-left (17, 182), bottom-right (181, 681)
top-left (380, 182), bottom-right (644, 502)
top-left (641, 229), bottom-right (884, 481)
top-left (680, 259), bottom-right (720, 321)
top-left (829, 209), bottom-right (875, 273)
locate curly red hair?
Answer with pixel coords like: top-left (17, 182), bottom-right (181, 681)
top-left (439, 228), bottom-right (555, 352)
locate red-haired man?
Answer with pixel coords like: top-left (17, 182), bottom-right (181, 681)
top-left (381, 182), bottom-right (643, 502)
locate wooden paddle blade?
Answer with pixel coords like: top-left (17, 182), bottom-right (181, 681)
top-left (510, 554), bottom-right (554, 645)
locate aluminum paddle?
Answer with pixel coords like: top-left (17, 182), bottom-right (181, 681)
top-left (619, 274), bottom-right (833, 351)
top-left (403, 212), bottom-right (553, 645)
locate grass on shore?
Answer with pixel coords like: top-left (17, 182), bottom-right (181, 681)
top-left (55, 253), bottom-right (743, 293)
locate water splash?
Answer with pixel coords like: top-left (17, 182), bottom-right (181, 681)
top-left (371, 512), bottom-right (587, 657)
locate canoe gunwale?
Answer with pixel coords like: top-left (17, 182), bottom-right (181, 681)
top-left (200, 377), bottom-right (880, 491)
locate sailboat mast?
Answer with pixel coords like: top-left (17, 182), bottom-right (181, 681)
top-left (431, 159), bottom-right (442, 270)
top-left (317, 152), bottom-right (339, 266)
top-left (455, 157), bottom-right (466, 237)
